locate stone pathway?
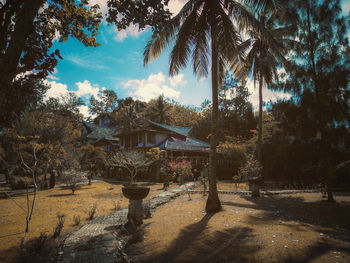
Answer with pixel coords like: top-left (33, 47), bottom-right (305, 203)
top-left (57, 182), bottom-right (200, 263)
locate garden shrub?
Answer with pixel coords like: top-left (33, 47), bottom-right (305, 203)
top-left (53, 214), bottom-right (65, 238)
top-left (60, 170), bottom-right (87, 194)
top-left (170, 160), bottom-right (193, 184)
top-left (9, 176), bottom-right (30, 190)
top-left (237, 154), bottom-right (262, 181)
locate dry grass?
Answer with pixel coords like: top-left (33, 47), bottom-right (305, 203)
top-left (0, 180), bottom-right (174, 263)
top-left (127, 191), bottom-right (350, 263)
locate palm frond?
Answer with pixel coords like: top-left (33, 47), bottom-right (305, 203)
top-left (241, 0), bottom-right (282, 13)
top-left (169, 7), bottom-right (199, 76)
top-left (143, 0), bottom-right (201, 66)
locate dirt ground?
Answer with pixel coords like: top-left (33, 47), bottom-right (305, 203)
top-left (0, 180), bottom-right (174, 263)
top-left (127, 191), bottom-right (350, 263)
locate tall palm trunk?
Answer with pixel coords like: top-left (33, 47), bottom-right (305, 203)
top-left (205, 28), bottom-right (221, 213)
top-left (257, 77), bottom-right (263, 165)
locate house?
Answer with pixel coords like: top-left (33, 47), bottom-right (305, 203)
top-left (82, 121), bottom-right (120, 152)
top-left (114, 120), bottom-right (210, 168)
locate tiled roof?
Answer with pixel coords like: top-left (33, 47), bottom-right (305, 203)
top-left (83, 122), bottom-right (120, 142)
top-left (148, 121), bottom-right (192, 137)
top-left (153, 136), bottom-right (209, 151)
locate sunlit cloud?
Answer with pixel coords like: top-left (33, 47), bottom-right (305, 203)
top-left (122, 72), bottom-right (183, 102)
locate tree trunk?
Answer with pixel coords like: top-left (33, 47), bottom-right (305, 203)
top-left (205, 28), bottom-right (221, 213)
top-left (258, 77), bottom-right (263, 165)
top-left (0, 0), bottom-right (43, 87)
top-left (49, 170), bottom-right (55, 189)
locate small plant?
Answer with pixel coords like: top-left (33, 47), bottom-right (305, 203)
top-left (32, 232), bottom-right (48, 252)
top-left (238, 154), bottom-right (262, 181)
top-left (113, 200), bottom-right (122, 211)
top-left (60, 169), bottom-right (87, 194)
top-left (88, 203), bottom-right (98, 220)
top-left (73, 215), bottom-right (81, 226)
top-left (53, 214), bottom-right (65, 238)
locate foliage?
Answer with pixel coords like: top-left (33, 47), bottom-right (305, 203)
top-left (106, 0), bottom-right (171, 32)
top-left (142, 0), bottom-right (274, 212)
top-left (60, 170), bottom-right (87, 194)
top-left (168, 102), bottom-right (203, 127)
top-left (89, 89), bottom-right (118, 116)
top-left (217, 138), bottom-right (247, 173)
top-left (112, 97), bottom-right (146, 131)
top-left (0, 0), bottom-right (102, 128)
top-left (87, 203), bottom-right (98, 220)
top-left (145, 95), bottom-right (172, 124)
top-left (73, 215), bottom-right (81, 226)
top-left (170, 160), bottom-right (193, 184)
top-left (79, 145), bottom-right (108, 184)
top-left (52, 214), bottom-right (65, 238)
top-left (147, 147), bottom-right (172, 182)
top-left (268, 0), bottom-right (350, 199)
top-left (234, 10), bottom-right (295, 164)
top-left (237, 154), bottom-right (262, 181)
top-left (109, 150), bottom-right (153, 183)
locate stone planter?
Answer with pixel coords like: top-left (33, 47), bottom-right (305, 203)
top-left (122, 185), bottom-right (150, 226)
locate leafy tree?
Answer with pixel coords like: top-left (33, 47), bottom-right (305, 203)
top-left (79, 144), bottom-right (108, 185)
top-left (272, 0), bottom-right (350, 201)
top-left (168, 102), bottom-right (203, 127)
top-left (89, 89), bottom-right (118, 116)
top-left (143, 0), bottom-right (277, 212)
top-left (219, 72), bottom-right (257, 140)
top-left (106, 0), bottom-right (171, 32)
top-left (235, 10), bottom-right (294, 165)
top-left (113, 97), bottom-right (146, 131)
top-left (0, 78), bottom-right (49, 129)
top-left (145, 95), bottom-right (172, 124)
top-left (0, 0), bottom-right (102, 127)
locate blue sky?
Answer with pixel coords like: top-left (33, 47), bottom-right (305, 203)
top-left (44, 0), bottom-right (350, 117)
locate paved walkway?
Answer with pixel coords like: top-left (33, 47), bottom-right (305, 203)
top-left (57, 182), bottom-right (200, 263)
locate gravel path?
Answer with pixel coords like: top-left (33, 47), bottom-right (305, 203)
top-left (57, 182), bottom-right (201, 263)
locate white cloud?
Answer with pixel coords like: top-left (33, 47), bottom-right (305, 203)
top-left (47, 75), bottom-right (59, 80)
top-left (245, 78), bottom-right (292, 109)
top-left (89, 0), bottom-right (108, 16)
top-left (43, 80), bottom-right (69, 101)
top-left (168, 0), bottom-right (187, 16)
top-left (75, 80), bottom-right (105, 98)
top-left (114, 24), bottom-right (144, 42)
top-left (43, 79), bottom-right (106, 118)
top-left (122, 72), bottom-right (181, 102)
top-left (78, 105), bottom-right (94, 118)
top-left (169, 74), bottom-right (187, 87)
top-left (66, 55), bottom-right (107, 70)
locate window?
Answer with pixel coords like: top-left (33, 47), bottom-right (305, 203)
top-left (147, 132), bottom-right (155, 144)
top-left (132, 134), bottom-right (138, 147)
top-left (138, 133), bottom-right (143, 144)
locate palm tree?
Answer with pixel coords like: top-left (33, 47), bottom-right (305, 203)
top-left (144, 0), bottom-right (280, 213)
top-left (114, 97), bottom-right (146, 131)
top-left (235, 11), bottom-right (294, 166)
top-left (146, 95), bottom-right (172, 124)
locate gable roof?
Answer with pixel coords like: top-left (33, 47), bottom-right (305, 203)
top-left (148, 121), bottom-right (192, 137)
top-left (83, 122), bottom-right (120, 142)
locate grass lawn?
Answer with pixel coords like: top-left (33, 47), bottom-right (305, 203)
top-left (0, 180), bottom-right (173, 263)
top-left (127, 191), bottom-right (350, 263)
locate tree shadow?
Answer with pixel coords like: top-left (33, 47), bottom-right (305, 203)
top-left (128, 213), bottom-right (261, 263)
top-left (47, 193), bottom-right (74, 197)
